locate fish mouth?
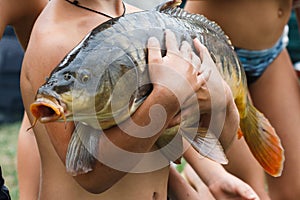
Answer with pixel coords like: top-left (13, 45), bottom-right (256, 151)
top-left (30, 96), bottom-right (67, 124)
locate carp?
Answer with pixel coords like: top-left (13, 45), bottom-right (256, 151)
top-left (29, 0), bottom-right (284, 177)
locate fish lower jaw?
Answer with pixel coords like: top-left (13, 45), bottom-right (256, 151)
top-left (32, 104), bottom-right (64, 123)
top-left (30, 97), bottom-right (66, 123)
top-left (39, 115), bottom-right (61, 123)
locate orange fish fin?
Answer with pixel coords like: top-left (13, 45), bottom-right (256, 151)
top-left (240, 104), bottom-right (284, 177)
top-left (237, 128), bottom-right (243, 139)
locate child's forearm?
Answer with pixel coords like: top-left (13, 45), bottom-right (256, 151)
top-left (183, 146), bottom-right (227, 186)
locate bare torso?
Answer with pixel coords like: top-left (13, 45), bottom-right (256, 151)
top-left (38, 157), bottom-right (169, 200)
top-left (21, 0), bottom-right (169, 199)
top-left (185, 0), bottom-right (293, 50)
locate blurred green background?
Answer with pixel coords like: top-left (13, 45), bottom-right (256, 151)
top-left (0, 122), bottom-right (21, 200)
top-left (0, 25), bottom-right (24, 200)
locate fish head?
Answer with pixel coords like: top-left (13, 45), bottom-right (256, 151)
top-left (30, 38), bottom-right (142, 129)
top-left (30, 50), bottom-right (97, 123)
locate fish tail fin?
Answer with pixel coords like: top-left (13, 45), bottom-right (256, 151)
top-left (240, 103), bottom-right (284, 177)
top-left (66, 123), bottom-right (100, 176)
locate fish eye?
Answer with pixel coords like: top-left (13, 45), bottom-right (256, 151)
top-left (78, 69), bottom-right (91, 83)
top-left (81, 74), bottom-right (89, 83)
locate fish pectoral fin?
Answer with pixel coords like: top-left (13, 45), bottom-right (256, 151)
top-left (240, 104), bottom-right (284, 177)
top-left (66, 122), bottom-right (100, 176)
top-left (183, 128), bottom-right (228, 165)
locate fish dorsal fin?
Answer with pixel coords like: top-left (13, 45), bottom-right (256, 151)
top-left (154, 0), bottom-right (182, 12)
top-left (156, 1), bottom-right (232, 47)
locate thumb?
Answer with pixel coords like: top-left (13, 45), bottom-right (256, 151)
top-left (236, 183), bottom-right (260, 200)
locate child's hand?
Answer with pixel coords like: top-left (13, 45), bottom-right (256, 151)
top-left (147, 29), bottom-right (207, 110)
top-left (208, 170), bottom-right (260, 200)
top-left (183, 162), bottom-right (260, 200)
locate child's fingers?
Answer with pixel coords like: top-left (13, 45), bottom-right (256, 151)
top-left (165, 29), bottom-right (180, 55)
top-left (180, 41), bottom-right (193, 61)
top-left (147, 37), bottom-right (162, 63)
top-left (191, 51), bottom-right (201, 71)
top-left (193, 38), bottom-right (207, 63)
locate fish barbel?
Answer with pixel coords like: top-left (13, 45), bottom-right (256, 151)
top-left (29, 0), bottom-right (284, 177)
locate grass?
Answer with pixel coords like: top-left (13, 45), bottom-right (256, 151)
top-left (0, 121), bottom-right (21, 200)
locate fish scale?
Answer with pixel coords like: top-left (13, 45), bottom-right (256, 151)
top-left (29, 0), bottom-right (284, 177)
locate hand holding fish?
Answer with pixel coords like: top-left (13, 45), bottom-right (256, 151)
top-left (147, 29), bottom-right (208, 108)
top-left (167, 37), bottom-right (238, 133)
top-left (193, 38), bottom-right (233, 114)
